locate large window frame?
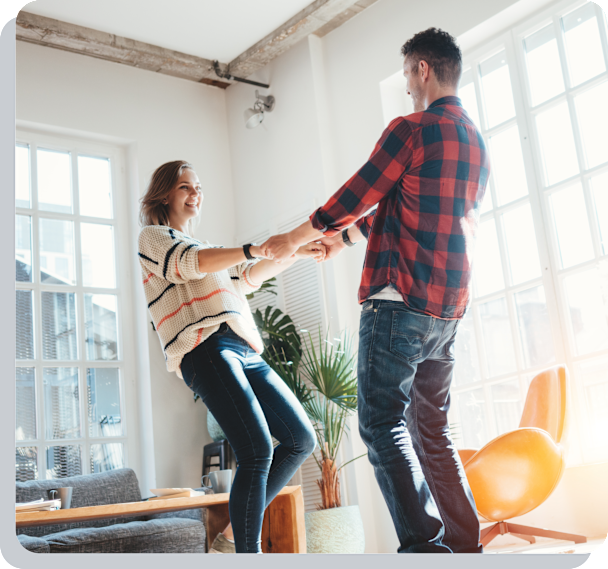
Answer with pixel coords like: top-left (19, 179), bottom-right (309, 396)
top-left (15, 128), bottom-right (140, 480)
top-left (448, 0), bottom-right (608, 466)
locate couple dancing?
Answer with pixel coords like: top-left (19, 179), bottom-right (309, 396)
top-left (138, 28), bottom-right (489, 554)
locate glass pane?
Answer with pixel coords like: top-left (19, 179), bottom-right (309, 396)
top-left (536, 102), bottom-right (579, 186)
top-left (456, 389), bottom-right (488, 448)
top-left (81, 224), bottom-right (116, 288)
top-left (491, 380), bottom-right (522, 434)
top-left (590, 171), bottom-right (608, 255)
top-left (502, 203), bottom-right (541, 284)
top-left (40, 218), bottom-right (76, 285)
top-left (479, 50), bottom-right (516, 128)
top-left (16, 367), bottom-right (36, 441)
top-left (575, 82), bottom-right (608, 169)
top-left (16, 447), bottom-right (38, 482)
top-left (37, 148), bottom-right (72, 213)
top-left (453, 312), bottom-right (481, 387)
top-left (488, 125), bottom-right (528, 205)
top-left (524, 24), bottom-right (565, 106)
top-left (85, 294), bottom-right (118, 360)
top-left (87, 368), bottom-right (122, 437)
top-left (43, 367), bottom-right (80, 440)
top-left (16, 215), bottom-right (32, 283)
top-left (550, 183), bottom-right (594, 268)
top-left (479, 297), bottom-right (517, 377)
top-left (46, 445), bottom-right (82, 479)
top-left (563, 264), bottom-right (608, 356)
top-left (41, 292), bottom-right (78, 360)
top-left (459, 70), bottom-right (482, 129)
top-left (576, 356), bottom-right (608, 450)
top-left (514, 286), bottom-right (556, 369)
top-left (16, 144), bottom-right (30, 208)
top-left (480, 190), bottom-right (493, 214)
top-left (78, 156), bottom-right (113, 218)
top-left (562, 3), bottom-right (606, 87)
top-left (473, 219), bottom-right (504, 297)
top-left (90, 443), bottom-right (124, 473)
top-left (16, 290), bottom-right (34, 360)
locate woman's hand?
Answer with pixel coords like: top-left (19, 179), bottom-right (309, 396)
top-left (249, 245), bottom-right (274, 260)
top-left (295, 242), bottom-right (326, 263)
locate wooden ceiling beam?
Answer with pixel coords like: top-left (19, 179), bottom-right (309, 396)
top-left (16, 11), bottom-right (231, 89)
top-left (227, 0), bottom-right (378, 78)
top-left (16, 0), bottom-right (380, 89)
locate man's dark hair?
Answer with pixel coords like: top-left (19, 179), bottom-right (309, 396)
top-left (401, 28), bottom-right (462, 87)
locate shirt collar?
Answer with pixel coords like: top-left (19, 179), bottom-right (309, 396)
top-left (428, 96), bottom-right (462, 109)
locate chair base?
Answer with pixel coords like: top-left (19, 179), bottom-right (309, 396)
top-left (481, 521), bottom-right (587, 548)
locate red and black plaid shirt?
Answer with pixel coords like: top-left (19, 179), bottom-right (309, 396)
top-left (310, 96), bottom-right (490, 319)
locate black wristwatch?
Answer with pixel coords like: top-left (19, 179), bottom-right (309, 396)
top-left (243, 243), bottom-right (257, 260)
top-left (342, 228), bottom-right (355, 247)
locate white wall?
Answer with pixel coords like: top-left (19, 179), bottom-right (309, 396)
top-left (16, 41), bottom-right (236, 491)
top-left (224, 0), bottom-right (608, 553)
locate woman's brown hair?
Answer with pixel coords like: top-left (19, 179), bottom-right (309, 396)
top-left (139, 160), bottom-right (199, 235)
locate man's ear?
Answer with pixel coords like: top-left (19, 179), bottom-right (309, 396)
top-left (419, 60), bottom-right (430, 82)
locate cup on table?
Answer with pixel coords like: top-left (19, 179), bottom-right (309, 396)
top-left (201, 469), bottom-right (232, 494)
top-left (47, 487), bottom-right (73, 509)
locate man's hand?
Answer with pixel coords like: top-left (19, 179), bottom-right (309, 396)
top-left (320, 232), bottom-right (347, 261)
top-left (259, 233), bottom-right (299, 263)
top-left (295, 242), bottom-right (327, 263)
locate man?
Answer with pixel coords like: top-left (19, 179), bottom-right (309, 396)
top-left (261, 28), bottom-right (489, 553)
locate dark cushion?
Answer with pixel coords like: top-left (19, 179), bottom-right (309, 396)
top-left (44, 518), bottom-right (206, 553)
top-left (16, 468), bottom-right (146, 537)
top-left (18, 534), bottom-right (50, 553)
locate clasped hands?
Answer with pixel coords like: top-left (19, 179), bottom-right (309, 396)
top-left (254, 231), bottom-right (346, 264)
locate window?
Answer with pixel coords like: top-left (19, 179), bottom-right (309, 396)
top-left (449, 0), bottom-right (608, 464)
top-left (15, 130), bottom-right (134, 481)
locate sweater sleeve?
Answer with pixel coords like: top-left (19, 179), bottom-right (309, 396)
top-left (237, 259), bottom-right (263, 293)
top-left (138, 225), bottom-right (209, 284)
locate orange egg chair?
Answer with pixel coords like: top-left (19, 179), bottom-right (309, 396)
top-left (459, 365), bottom-right (587, 547)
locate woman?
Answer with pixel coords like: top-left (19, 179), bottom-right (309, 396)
top-left (138, 160), bottom-right (320, 553)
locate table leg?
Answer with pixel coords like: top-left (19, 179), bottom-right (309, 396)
top-left (261, 486), bottom-right (306, 553)
top-left (207, 503), bottom-right (230, 551)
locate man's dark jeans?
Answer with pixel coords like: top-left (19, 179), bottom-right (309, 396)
top-left (180, 323), bottom-right (316, 553)
top-left (358, 299), bottom-right (482, 553)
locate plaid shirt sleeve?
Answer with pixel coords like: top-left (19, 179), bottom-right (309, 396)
top-left (310, 117), bottom-right (413, 237)
top-left (354, 209), bottom-right (377, 239)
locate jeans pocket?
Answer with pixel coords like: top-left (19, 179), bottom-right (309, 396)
top-left (444, 321), bottom-right (460, 359)
top-left (389, 309), bottom-right (432, 363)
top-left (180, 351), bottom-right (196, 389)
top-left (361, 300), bottom-right (374, 312)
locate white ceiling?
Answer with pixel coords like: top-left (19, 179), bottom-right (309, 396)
top-left (22, 0), bottom-right (315, 62)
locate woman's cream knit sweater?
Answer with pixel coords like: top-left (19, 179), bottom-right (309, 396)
top-left (138, 225), bottom-right (264, 378)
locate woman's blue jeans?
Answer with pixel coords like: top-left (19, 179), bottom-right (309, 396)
top-left (180, 323), bottom-right (316, 553)
top-left (357, 299), bottom-right (482, 553)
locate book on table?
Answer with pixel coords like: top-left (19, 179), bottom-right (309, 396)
top-left (16, 499), bottom-right (62, 512)
top-left (147, 488), bottom-right (206, 501)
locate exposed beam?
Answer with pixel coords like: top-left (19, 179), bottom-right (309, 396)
top-left (16, 11), bottom-right (231, 89)
top-left (227, 0), bottom-right (376, 78)
top-left (16, 0), bottom-right (381, 89)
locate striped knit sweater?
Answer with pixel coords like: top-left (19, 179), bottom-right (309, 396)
top-left (138, 225), bottom-right (264, 379)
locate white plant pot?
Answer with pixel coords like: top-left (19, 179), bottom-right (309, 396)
top-left (305, 505), bottom-right (365, 554)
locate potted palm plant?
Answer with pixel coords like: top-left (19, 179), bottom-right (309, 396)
top-left (262, 321), bottom-right (366, 553)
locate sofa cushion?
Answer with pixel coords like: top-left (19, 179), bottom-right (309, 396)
top-left (18, 534), bottom-right (50, 553)
top-left (44, 518), bottom-right (206, 553)
top-left (17, 468), bottom-right (146, 537)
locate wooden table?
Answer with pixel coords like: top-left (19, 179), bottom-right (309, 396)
top-left (16, 485), bottom-right (306, 553)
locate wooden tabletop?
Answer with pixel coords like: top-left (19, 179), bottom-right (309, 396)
top-left (16, 486), bottom-right (299, 528)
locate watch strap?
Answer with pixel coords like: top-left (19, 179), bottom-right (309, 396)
top-left (243, 243), bottom-right (256, 260)
top-left (342, 229), bottom-right (355, 247)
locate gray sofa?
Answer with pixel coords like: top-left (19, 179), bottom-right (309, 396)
top-left (16, 468), bottom-right (209, 553)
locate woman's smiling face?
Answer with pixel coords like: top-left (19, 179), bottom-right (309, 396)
top-left (164, 168), bottom-right (203, 225)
